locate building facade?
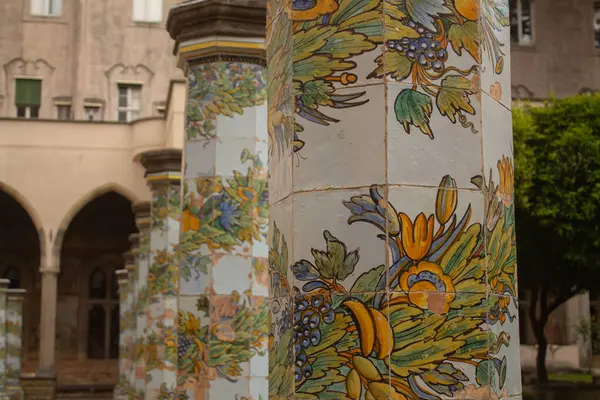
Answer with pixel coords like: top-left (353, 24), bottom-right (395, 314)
top-left (0, 0), bottom-right (598, 389)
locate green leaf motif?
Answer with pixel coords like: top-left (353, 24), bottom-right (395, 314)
top-left (437, 75), bottom-right (476, 124)
top-left (476, 359), bottom-right (495, 387)
top-left (395, 89), bottom-right (433, 138)
top-left (405, 0), bottom-right (451, 32)
top-left (310, 231), bottom-right (359, 281)
top-left (448, 21), bottom-right (480, 61)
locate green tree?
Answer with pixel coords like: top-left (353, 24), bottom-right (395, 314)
top-left (514, 94), bottom-right (600, 383)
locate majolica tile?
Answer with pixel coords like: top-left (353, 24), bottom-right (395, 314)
top-left (481, 92), bottom-right (513, 183)
top-left (212, 254), bottom-right (253, 295)
top-left (292, 188), bottom-right (387, 295)
top-left (216, 104), bottom-right (259, 140)
top-left (269, 195), bottom-right (293, 299)
top-left (386, 185), bottom-right (486, 295)
top-left (208, 377), bottom-right (250, 399)
top-left (293, 84), bottom-right (386, 192)
top-left (480, 0), bottom-right (512, 110)
top-left (382, 0), bottom-right (478, 90)
top-left (185, 140), bottom-right (217, 178)
top-left (251, 257), bottom-right (269, 296)
top-left (214, 139), bottom-right (258, 177)
top-left (267, 96), bottom-right (293, 205)
top-left (250, 376), bottom-right (269, 399)
top-left (387, 81), bottom-right (483, 189)
top-left (489, 294), bottom-right (522, 398)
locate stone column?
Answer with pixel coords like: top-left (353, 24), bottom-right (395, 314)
top-left (37, 267), bottom-right (58, 378)
top-left (266, 2), bottom-right (521, 399)
top-left (167, 2), bottom-right (270, 399)
top-left (114, 269), bottom-right (129, 400)
top-left (5, 288), bottom-right (24, 399)
top-left (139, 150), bottom-right (182, 399)
top-left (132, 202), bottom-right (151, 400)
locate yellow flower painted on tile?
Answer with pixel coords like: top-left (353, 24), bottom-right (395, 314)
top-left (435, 175), bottom-right (457, 225)
top-left (490, 82), bottom-right (503, 103)
top-left (181, 209), bottom-right (200, 233)
top-left (292, 0), bottom-right (338, 21)
top-left (399, 261), bottom-right (456, 313)
top-left (399, 212), bottom-right (435, 261)
top-left (497, 156), bottom-right (514, 206)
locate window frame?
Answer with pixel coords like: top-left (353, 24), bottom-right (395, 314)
top-left (86, 267), bottom-right (120, 360)
top-left (55, 103), bottom-right (72, 121)
top-left (132, 0), bottom-right (163, 24)
top-left (83, 105), bottom-right (102, 122)
top-left (15, 78), bottom-right (42, 120)
top-left (510, 0), bottom-right (534, 46)
top-left (117, 84), bottom-right (142, 123)
top-left (30, 0), bottom-right (62, 17)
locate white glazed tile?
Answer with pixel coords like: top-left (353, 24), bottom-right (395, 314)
top-left (293, 84), bottom-right (386, 191)
top-left (212, 254), bottom-right (253, 295)
top-left (387, 82), bottom-right (483, 189)
top-left (292, 188), bottom-right (386, 294)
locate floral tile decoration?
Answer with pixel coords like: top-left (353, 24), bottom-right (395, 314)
top-left (178, 60), bottom-right (269, 399)
top-left (267, 0), bottom-right (520, 399)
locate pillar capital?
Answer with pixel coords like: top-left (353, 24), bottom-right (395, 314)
top-left (166, 0), bottom-right (266, 72)
top-left (115, 269), bottom-right (129, 288)
top-left (7, 288), bottom-right (26, 301)
top-left (133, 201), bottom-right (151, 232)
top-left (139, 149), bottom-right (182, 188)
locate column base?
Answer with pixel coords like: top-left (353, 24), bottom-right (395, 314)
top-left (21, 376), bottom-right (56, 400)
top-left (7, 386), bottom-right (23, 400)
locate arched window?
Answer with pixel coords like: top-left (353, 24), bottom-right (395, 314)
top-left (87, 267), bottom-right (119, 359)
top-left (3, 267), bottom-right (20, 289)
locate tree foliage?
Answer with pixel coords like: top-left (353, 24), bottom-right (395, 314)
top-left (514, 94), bottom-right (600, 383)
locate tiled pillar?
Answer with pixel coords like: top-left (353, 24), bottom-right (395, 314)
top-left (140, 150), bottom-right (182, 399)
top-left (266, 2), bottom-right (521, 400)
top-left (6, 289), bottom-right (25, 399)
top-left (167, 2), bottom-right (270, 399)
top-left (115, 269), bottom-right (129, 400)
top-left (0, 279), bottom-right (10, 399)
top-left (127, 235), bottom-right (140, 400)
top-left (132, 202), bottom-right (151, 400)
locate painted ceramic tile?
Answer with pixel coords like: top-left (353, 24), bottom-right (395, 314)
top-left (292, 84), bottom-right (386, 191)
top-left (268, 294), bottom-right (294, 398)
top-left (481, 92), bottom-right (513, 184)
top-left (292, 188), bottom-right (387, 295)
top-left (212, 254), bottom-right (253, 295)
top-left (186, 62), bottom-right (266, 142)
top-left (267, 97), bottom-right (293, 205)
top-left (0, 280), bottom-right (9, 393)
top-left (6, 291), bottom-right (24, 389)
top-left (208, 377), bottom-right (249, 399)
top-left (381, 0), bottom-right (479, 89)
top-left (387, 81), bottom-right (482, 189)
top-left (269, 196), bottom-right (293, 300)
top-left (250, 377), bottom-right (269, 399)
top-left (489, 294), bottom-right (521, 398)
top-left (480, 0), bottom-right (512, 110)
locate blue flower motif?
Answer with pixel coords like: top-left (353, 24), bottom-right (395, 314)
top-left (219, 200), bottom-right (236, 231)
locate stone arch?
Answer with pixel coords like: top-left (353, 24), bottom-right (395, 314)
top-left (0, 181), bottom-right (44, 232)
top-left (52, 183), bottom-right (140, 260)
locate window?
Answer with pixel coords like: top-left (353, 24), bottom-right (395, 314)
top-left (117, 84), bottom-right (141, 122)
top-left (132, 0), bottom-right (162, 23)
top-left (87, 268), bottom-right (119, 359)
top-left (157, 106), bottom-right (166, 118)
top-left (56, 104), bottom-right (71, 120)
top-left (15, 79), bottom-right (41, 119)
top-left (31, 0), bottom-right (62, 16)
top-left (510, 0), bottom-right (533, 45)
top-left (84, 106), bottom-right (102, 122)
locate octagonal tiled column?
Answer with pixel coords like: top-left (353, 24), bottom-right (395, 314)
top-left (167, 2), bottom-right (270, 399)
top-left (266, 1), bottom-right (521, 399)
top-left (140, 149), bottom-right (182, 399)
top-left (115, 269), bottom-right (129, 400)
top-left (132, 202), bottom-right (151, 400)
top-left (6, 288), bottom-right (25, 400)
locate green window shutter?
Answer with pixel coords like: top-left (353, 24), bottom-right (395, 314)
top-left (15, 79), bottom-right (41, 106)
